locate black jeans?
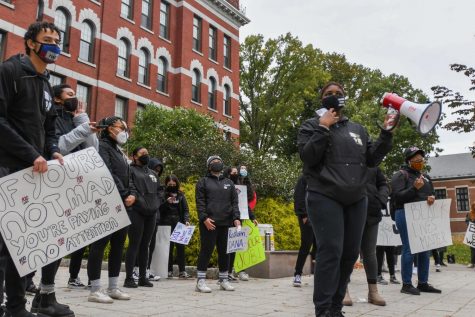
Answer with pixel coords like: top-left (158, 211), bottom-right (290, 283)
top-left (69, 247), bottom-right (87, 279)
top-left (295, 216), bottom-right (317, 276)
top-left (0, 235), bottom-right (26, 314)
top-left (87, 227), bottom-right (128, 281)
top-left (168, 222), bottom-right (186, 272)
top-left (197, 224), bottom-right (229, 272)
top-left (471, 247), bottom-right (475, 265)
top-left (125, 211), bottom-right (157, 278)
top-left (360, 222), bottom-right (379, 284)
top-left (145, 224), bottom-right (159, 269)
top-left (432, 249), bottom-right (445, 265)
top-left (41, 260), bottom-right (61, 285)
top-left (306, 191), bottom-right (367, 314)
top-left (376, 246), bottom-right (396, 276)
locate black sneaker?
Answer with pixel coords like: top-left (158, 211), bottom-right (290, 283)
top-left (390, 275), bottom-right (400, 284)
top-left (417, 283), bottom-right (442, 293)
top-left (401, 283), bottom-right (420, 295)
top-left (123, 277), bottom-right (138, 288)
top-left (67, 277), bottom-right (85, 289)
top-left (138, 277), bottom-right (153, 287)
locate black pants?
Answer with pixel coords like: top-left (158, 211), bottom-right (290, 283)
top-left (146, 224), bottom-right (159, 269)
top-left (125, 211), bottom-right (157, 278)
top-left (0, 235), bottom-right (26, 314)
top-left (197, 224), bottom-right (229, 272)
top-left (471, 247), bottom-right (475, 265)
top-left (295, 216), bottom-right (317, 276)
top-left (306, 191), bottom-right (367, 314)
top-left (0, 267), bottom-right (3, 305)
top-left (376, 246), bottom-right (396, 275)
top-left (69, 247), bottom-right (86, 279)
top-left (168, 222), bottom-right (185, 272)
top-left (360, 222), bottom-right (379, 284)
top-left (432, 249), bottom-right (445, 265)
top-left (87, 227), bottom-right (128, 281)
top-left (40, 259), bottom-right (61, 285)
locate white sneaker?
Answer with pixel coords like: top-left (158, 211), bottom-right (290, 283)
top-left (435, 264), bottom-right (441, 272)
top-left (467, 263), bottom-right (474, 268)
top-left (195, 279), bottom-right (212, 293)
top-left (147, 269), bottom-right (161, 281)
top-left (219, 279), bottom-right (235, 291)
top-left (88, 290), bottom-right (113, 304)
top-left (107, 288), bottom-right (131, 300)
top-left (293, 274), bottom-right (302, 287)
top-left (238, 271), bottom-right (249, 281)
top-left (132, 268), bottom-right (139, 282)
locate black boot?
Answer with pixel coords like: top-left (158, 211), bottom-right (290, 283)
top-left (31, 293), bottom-right (70, 314)
top-left (32, 293), bottom-right (74, 317)
top-left (9, 308), bottom-right (49, 317)
top-left (138, 277), bottom-right (153, 287)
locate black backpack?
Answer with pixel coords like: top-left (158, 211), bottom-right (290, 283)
top-left (389, 169), bottom-right (409, 220)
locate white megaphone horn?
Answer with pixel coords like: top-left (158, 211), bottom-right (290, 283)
top-left (380, 93), bottom-right (442, 136)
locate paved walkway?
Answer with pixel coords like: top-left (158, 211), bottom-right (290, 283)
top-left (26, 264), bottom-right (475, 317)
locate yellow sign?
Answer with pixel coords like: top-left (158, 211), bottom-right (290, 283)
top-left (234, 220), bottom-right (266, 272)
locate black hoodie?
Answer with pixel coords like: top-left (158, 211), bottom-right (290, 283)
top-left (0, 54), bottom-right (59, 169)
top-left (390, 165), bottom-right (435, 210)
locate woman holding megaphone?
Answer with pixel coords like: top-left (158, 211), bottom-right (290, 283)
top-left (297, 82), bottom-right (395, 317)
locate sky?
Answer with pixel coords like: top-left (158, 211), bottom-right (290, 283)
top-left (239, 0), bottom-right (475, 155)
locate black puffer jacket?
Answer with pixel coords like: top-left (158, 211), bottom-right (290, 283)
top-left (195, 173), bottom-right (240, 226)
top-left (130, 164), bottom-right (161, 216)
top-left (390, 165), bottom-right (435, 209)
top-left (366, 167), bottom-right (389, 225)
top-left (294, 175), bottom-right (307, 218)
top-left (298, 115), bottom-right (392, 206)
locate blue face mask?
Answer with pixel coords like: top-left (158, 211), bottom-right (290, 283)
top-left (240, 170), bottom-right (248, 177)
top-left (34, 41), bottom-right (61, 64)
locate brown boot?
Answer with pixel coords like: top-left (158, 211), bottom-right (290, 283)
top-left (342, 287), bottom-right (353, 306)
top-left (368, 283), bottom-right (386, 306)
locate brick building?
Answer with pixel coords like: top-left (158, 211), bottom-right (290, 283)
top-left (0, 0), bottom-right (249, 138)
top-left (427, 153), bottom-right (475, 234)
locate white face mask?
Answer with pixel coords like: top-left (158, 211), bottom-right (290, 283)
top-left (115, 131), bottom-right (129, 145)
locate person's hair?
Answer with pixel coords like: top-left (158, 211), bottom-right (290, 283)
top-left (24, 21), bottom-right (61, 55)
top-left (98, 116), bottom-right (123, 139)
top-left (132, 146), bottom-right (145, 157)
top-left (319, 81), bottom-right (346, 99)
top-left (165, 174), bottom-right (180, 190)
top-left (52, 84), bottom-right (72, 99)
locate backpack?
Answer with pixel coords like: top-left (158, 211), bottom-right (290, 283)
top-left (389, 169), bottom-right (409, 220)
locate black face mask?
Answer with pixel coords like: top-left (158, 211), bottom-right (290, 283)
top-left (321, 95), bottom-right (345, 110)
top-left (167, 186), bottom-right (178, 193)
top-left (230, 174), bottom-right (239, 182)
top-left (209, 162), bottom-right (224, 173)
top-left (63, 97), bottom-right (78, 112)
top-left (138, 155), bottom-right (150, 166)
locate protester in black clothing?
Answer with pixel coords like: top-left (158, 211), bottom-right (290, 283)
top-left (376, 245), bottom-right (399, 284)
top-left (0, 21), bottom-right (72, 317)
top-left (292, 175), bottom-right (317, 287)
top-left (160, 175), bottom-right (191, 279)
top-left (87, 116), bottom-right (134, 303)
top-left (297, 82), bottom-right (394, 317)
top-left (195, 156), bottom-right (241, 293)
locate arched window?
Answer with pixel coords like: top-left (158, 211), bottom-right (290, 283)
top-left (192, 69), bottom-right (201, 103)
top-left (224, 84), bottom-right (231, 115)
top-left (138, 48), bottom-right (150, 85)
top-left (79, 21), bottom-right (95, 63)
top-left (36, 0), bottom-right (44, 21)
top-left (117, 38), bottom-right (131, 77)
top-left (54, 8), bottom-right (71, 52)
top-left (157, 57), bottom-right (168, 93)
top-left (208, 77), bottom-right (217, 110)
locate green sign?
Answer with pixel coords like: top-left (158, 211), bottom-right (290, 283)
top-left (234, 220), bottom-right (266, 272)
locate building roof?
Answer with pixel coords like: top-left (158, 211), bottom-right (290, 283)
top-left (427, 153), bottom-right (475, 180)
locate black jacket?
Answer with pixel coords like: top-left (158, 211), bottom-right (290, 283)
top-left (129, 164), bottom-right (161, 216)
top-left (298, 115), bottom-right (392, 206)
top-left (0, 54), bottom-right (59, 169)
top-left (366, 167), bottom-right (389, 225)
top-left (390, 165), bottom-right (435, 209)
top-left (159, 191), bottom-right (190, 225)
top-left (294, 175), bottom-right (307, 218)
top-left (195, 173), bottom-right (240, 226)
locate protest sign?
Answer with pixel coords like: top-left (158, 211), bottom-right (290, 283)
top-left (404, 198), bottom-right (452, 254)
top-left (0, 148), bottom-right (130, 276)
top-left (235, 185), bottom-right (249, 219)
top-left (227, 226), bottom-right (249, 253)
top-left (377, 210), bottom-right (402, 246)
top-left (170, 222), bottom-right (195, 245)
top-left (463, 222), bottom-right (475, 248)
top-left (234, 220), bottom-right (265, 272)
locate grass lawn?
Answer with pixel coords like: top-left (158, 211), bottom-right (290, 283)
top-left (446, 235), bottom-right (472, 265)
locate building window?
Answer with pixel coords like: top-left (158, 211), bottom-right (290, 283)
top-left (456, 187), bottom-right (469, 212)
top-left (0, 31), bottom-right (6, 63)
top-left (208, 77), bottom-right (217, 110)
top-left (37, 0), bottom-right (44, 21)
top-left (192, 16), bottom-right (202, 52)
top-left (121, 0), bottom-right (134, 20)
top-left (138, 48), bottom-right (150, 85)
top-left (115, 97), bottom-right (128, 120)
top-left (55, 8), bottom-right (71, 53)
top-left (76, 83), bottom-right (90, 113)
top-left (79, 21), bottom-right (95, 63)
top-left (159, 1), bottom-right (170, 39)
top-left (141, 0), bottom-right (152, 29)
top-left (136, 103), bottom-right (146, 112)
top-left (49, 73), bottom-right (65, 87)
top-left (117, 38), bottom-right (131, 77)
top-left (435, 189), bottom-right (447, 200)
top-left (157, 57), bottom-right (168, 93)
top-left (224, 84), bottom-right (231, 116)
top-left (191, 69), bottom-right (201, 103)
top-left (223, 35), bottom-right (231, 68)
top-left (209, 26), bottom-right (217, 61)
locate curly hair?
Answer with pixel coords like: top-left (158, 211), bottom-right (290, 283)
top-left (24, 21), bottom-right (62, 55)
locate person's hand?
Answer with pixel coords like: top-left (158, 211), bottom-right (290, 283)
top-left (253, 219), bottom-right (259, 226)
top-left (88, 122), bottom-right (100, 133)
top-left (33, 156), bottom-right (48, 173)
top-left (73, 101), bottom-right (85, 116)
top-left (427, 195), bottom-right (435, 206)
top-left (302, 217), bottom-right (308, 224)
top-left (234, 219), bottom-right (241, 227)
top-left (185, 222), bottom-right (190, 226)
top-left (124, 195), bottom-right (136, 207)
top-left (204, 218), bottom-right (216, 230)
top-left (382, 110), bottom-right (400, 133)
top-left (52, 152), bottom-right (64, 165)
top-left (319, 108), bottom-right (339, 129)
top-left (413, 176), bottom-right (424, 190)
top-left (167, 196), bottom-right (175, 204)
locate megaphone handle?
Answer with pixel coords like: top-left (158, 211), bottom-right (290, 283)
top-left (378, 106), bottom-right (400, 132)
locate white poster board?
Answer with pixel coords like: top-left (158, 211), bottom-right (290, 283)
top-left (235, 185), bottom-right (249, 219)
top-left (404, 198), bottom-right (452, 254)
top-left (170, 222), bottom-right (195, 245)
top-left (150, 226), bottom-right (170, 278)
top-left (227, 227), bottom-right (249, 253)
top-left (377, 211), bottom-right (402, 246)
top-left (463, 222), bottom-right (475, 248)
top-left (0, 148), bottom-right (130, 276)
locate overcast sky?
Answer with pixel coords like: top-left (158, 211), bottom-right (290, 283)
top-left (239, 0), bottom-right (475, 155)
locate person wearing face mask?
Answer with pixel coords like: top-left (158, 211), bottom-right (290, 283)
top-left (195, 156), bottom-right (241, 293)
top-left (123, 147), bottom-right (162, 288)
top-left (86, 116), bottom-right (135, 304)
top-left (159, 175), bottom-right (191, 279)
top-left (298, 82), bottom-right (395, 317)
top-left (391, 146), bottom-right (441, 296)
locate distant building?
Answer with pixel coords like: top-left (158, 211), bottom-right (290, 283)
top-left (0, 0), bottom-right (249, 139)
top-left (427, 153), bottom-right (475, 233)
